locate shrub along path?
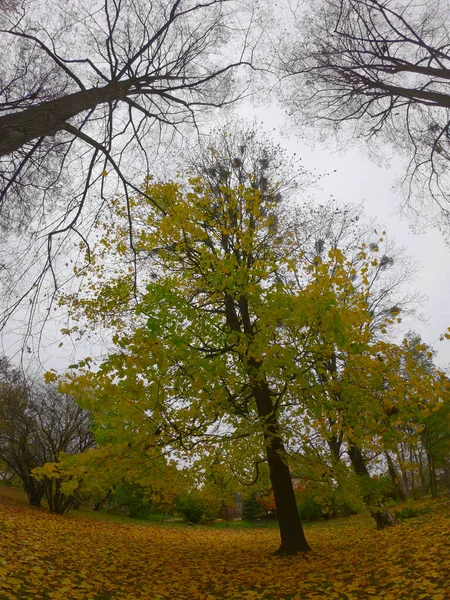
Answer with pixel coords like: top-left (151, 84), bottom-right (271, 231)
top-left (0, 489), bottom-right (449, 599)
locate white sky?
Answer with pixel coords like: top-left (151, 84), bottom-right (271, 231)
top-left (245, 103), bottom-right (450, 369)
top-left (3, 100), bottom-right (450, 374)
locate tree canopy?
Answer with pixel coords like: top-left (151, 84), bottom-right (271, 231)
top-left (280, 0), bottom-right (450, 222)
top-left (0, 0), bottom-right (263, 333)
top-left (45, 134), bottom-right (449, 552)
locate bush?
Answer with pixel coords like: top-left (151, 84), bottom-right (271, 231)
top-left (242, 493), bottom-right (262, 521)
top-left (297, 496), bottom-right (324, 522)
top-left (113, 482), bottom-right (152, 518)
top-left (176, 493), bottom-right (206, 524)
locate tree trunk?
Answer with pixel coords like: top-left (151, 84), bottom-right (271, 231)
top-left (253, 379), bottom-right (311, 555)
top-left (385, 451), bottom-right (407, 502)
top-left (371, 502), bottom-right (398, 529)
top-left (46, 478), bottom-right (74, 514)
top-left (26, 484), bottom-right (43, 507)
top-left (23, 472), bottom-right (46, 507)
top-left (348, 444), bottom-right (398, 529)
top-left (224, 292), bottom-right (310, 554)
top-left (398, 444), bottom-right (410, 496)
top-left (0, 81), bottom-right (129, 156)
top-left (426, 450), bottom-right (438, 498)
top-left (327, 434), bottom-right (342, 463)
top-left (422, 429), bottom-right (438, 498)
top-left (416, 448), bottom-right (427, 495)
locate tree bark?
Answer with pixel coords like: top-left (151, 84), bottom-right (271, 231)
top-left (422, 429), bottom-right (438, 498)
top-left (253, 379), bottom-right (311, 555)
top-left (23, 473), bottom-right (46, 507)
top-left (385, 451), bottom-right (407, 502)
top-left (0, 82), bottom-right (129, 156)
top-left (46, 478), bottom-right (74, 514)
top-left (348, 443), bottom-right (397, 529)
top-left (327, 434), bottom-right (342, 463)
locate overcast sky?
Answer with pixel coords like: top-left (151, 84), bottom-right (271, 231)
top-left (246, 103), bottom-right (450, 369)
top-left (3, 99), bottom-right (450, 374)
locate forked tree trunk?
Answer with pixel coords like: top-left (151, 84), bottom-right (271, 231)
top-left (253, 379), bottom-right (311, 555)
top-left (27, 484), bottom-right (44, 507)
top-left (23, 471), bottom-right (46, 507)
top-left (46, 478), bottom-right (74, 514)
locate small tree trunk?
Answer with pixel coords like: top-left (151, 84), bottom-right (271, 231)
top-left (416, 448), bottom-right (427, 495)
top-left (422, 429), bottom-right (438, 498)
top-left (399, 444), bottom-right (410, 496)
top-left (427, 451), bottom-right (438, 498)
top-left (23, 472), bottom-right (46, 507)
top-left (385, 451), bottom-right (407, 502)
top-left (348, 444), bottom-right (397, 529)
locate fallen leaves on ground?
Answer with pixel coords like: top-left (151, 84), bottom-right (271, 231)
top-left (0, 492), bottom-right (449, 599)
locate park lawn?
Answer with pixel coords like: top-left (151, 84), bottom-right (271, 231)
top-left (0, 488), bottom-right (449, 600)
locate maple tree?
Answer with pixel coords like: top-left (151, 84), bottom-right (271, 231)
top-left (47, 128), bottom-right (449, 552)
top-left (34, 435), bottom-right (188, 518)
top-left (50, 166), bottom-right (396, 554)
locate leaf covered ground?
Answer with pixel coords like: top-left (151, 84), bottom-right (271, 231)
top-left (0, 489), bottom-right (449, 600)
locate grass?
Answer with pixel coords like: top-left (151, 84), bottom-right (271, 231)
top-left (72, 502), bottom-right (280, 529)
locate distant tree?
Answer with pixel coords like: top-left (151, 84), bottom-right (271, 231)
top-left (242, 492), bottom-right (263, 521)
top-left (113, 481), bottom-right (153, 519)
top-left (0, 357), bottom-right (45, 505)
top-left (0, 357), bottom-right (94, 509)
top-left (288, 201), bottom-right (421, 332)
top-left (280, 0), bottom-right (450, 223)
top-left (420, 397), bottom-right (450, 496)
top-left (391, 333), bottom-right (450, 498)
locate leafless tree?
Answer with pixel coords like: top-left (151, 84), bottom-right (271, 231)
top-left (0, 356), bottom-right (94, 507)
top-left (279, 0), bottom-right (450, 226)
top-left (184, 118), bottom-right (309, 200)
top-left (288, 200), bottom-right (422, 332)
top-left (0, 0), bottom-right (263, 337)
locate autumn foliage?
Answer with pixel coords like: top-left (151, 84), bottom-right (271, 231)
top-left (41, 154), bottom-right (450, 553)
top-left (0, 487), bottom-right (449, 600)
